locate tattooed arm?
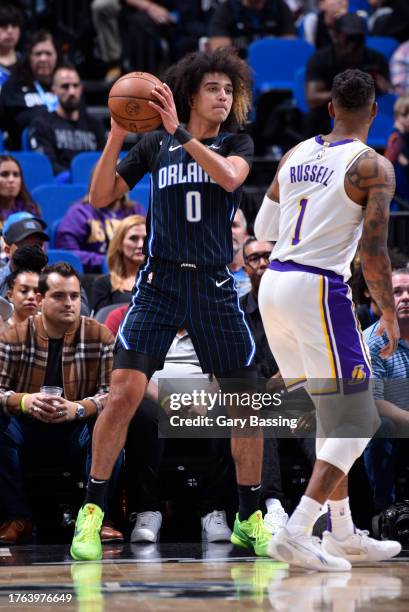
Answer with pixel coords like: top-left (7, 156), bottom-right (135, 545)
top-left (346, 150), bottom-right (399, 358)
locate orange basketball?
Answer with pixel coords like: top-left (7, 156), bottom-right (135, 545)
top-left (108, 71), bottom-right (162, 133)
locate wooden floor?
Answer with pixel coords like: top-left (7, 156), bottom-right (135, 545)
top-left (1, 543), bottom-right (408, 610)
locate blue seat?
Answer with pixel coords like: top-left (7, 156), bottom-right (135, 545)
top-left (366, 36), bottom-right (399, 60)
top-left (0, 131), bottom-right (4, 153)
top-left (129, 184), bottom-right (150, 212)
top-left (367, 112), bottom-right (394, 149)
top-left (50, 217), bottom-right (62, 248)
top-left (31, 183), bottom-right (87, 230)
top-left (21, 127), bottom-right (31, 151)
top-left (71, 151), bottom-right (150, 186)
top-left (10, 152), bottom-right (53, 191)
top-left (248, 38), bottom-right (314, 96)
top-left (376, 92), bottom-right (397, 117)
top-left (46, 248), bottom-right (84, 273)
top-left (293, 67), bottom-right (308, 114)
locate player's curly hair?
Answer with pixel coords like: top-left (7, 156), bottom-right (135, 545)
top-left (331, 69), bottom-right (375, 111)
top-left (164, 48), bottom-right (252, 130)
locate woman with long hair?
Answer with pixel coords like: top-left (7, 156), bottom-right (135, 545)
top-left (0, 155), bottom-right (41, 230)
top-left (91, 214), bottom-right (146, 313)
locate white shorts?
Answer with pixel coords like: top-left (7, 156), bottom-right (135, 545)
top-left (258, 260), bottom-right (371, 396)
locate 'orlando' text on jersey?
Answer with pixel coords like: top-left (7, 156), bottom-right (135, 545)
top-left (116, 130), bottom-right (254, 266)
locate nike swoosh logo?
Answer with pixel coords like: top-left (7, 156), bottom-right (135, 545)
top-left (169, 144), bottom-right (182, 151)
top-left (250, 485), bottom-right (261, 491)
top-left (216, 278), bottom-right (230, 287)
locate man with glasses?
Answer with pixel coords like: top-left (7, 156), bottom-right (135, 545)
top-left (28, 65), bottom-right (106, 181)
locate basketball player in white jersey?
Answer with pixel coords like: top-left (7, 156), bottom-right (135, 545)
top-left (255, 69), bottom-right (401, 571)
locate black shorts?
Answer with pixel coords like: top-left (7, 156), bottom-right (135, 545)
top-left (114, 258), bottom-right (255, 374)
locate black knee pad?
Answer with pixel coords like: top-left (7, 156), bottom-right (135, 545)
top-left (215, 365), bottom-right (258, 393)
top-left (113, 342), bottom-right (162, 381)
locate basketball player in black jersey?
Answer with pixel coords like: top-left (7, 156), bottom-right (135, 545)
top-left (71, 49), bottom-right (272, 561)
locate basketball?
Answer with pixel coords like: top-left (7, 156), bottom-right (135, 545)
top-left (108, 71), bottom-right (163, 133)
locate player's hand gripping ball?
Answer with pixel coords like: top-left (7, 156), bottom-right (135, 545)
top-left (108, 71), bottom-right (163, 133)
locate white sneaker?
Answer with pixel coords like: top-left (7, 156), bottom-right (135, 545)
top-left (322, 529), bottom-right (402, 564)
top-left (201, 510), bottom-right (232, 542)
top-left (264, 502), bottom-right (288, 535)
top-left (130, 511), bottom-right (162, 543)
top-left (268, 527), bottom-right (351, 572)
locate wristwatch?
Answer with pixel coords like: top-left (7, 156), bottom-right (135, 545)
top-left (75, 403), bottom-right (86, 419)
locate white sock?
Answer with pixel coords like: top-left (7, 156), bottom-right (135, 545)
top-left (327, 497), bottom-right (354, 539)
top-left (286, 495), bottom-right (322, 537)
top-left (265, 498), bottom-right (283, 513)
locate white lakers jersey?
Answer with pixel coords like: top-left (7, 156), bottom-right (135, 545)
top-left (272, 136), bottom-right (372, 280)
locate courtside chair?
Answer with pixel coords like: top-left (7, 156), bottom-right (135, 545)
top-left (71, 151), bottom-right (151, 187)
top-left (11, 152), bottom-right (53, 191)
top-left (31, 183), bottom-right (87, 230)
top-left (366, 36), bottom-right (400, 60)
top-left (248, 38), bottom-right (314, 98)
top-left (46, 248), bottom-right (84, 273)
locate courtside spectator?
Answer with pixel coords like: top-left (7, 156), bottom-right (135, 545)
top-left (390, 41), bottom-right (409, 97)
top-left (91, 215), bottom-right (146, 313)
top-left (29, 66), bottom-right (106, 181)
top-left (0, 155), bottom-right (41, 232)
top-left (228, 209), bottom-right (251, 298)
top-left (209, 0), bottom-right (296, 55)
top-left (0, 30), bottom-right (59, 149)
top-left (384, 96), bottom-right (409, 209)
top-left (302, 0), bottom-right (348, 48)
top-left (0, 263), bottom-right (122, 544)
top-left (0, 213), bottom-right (48, 296)
top-left (0, 3), bottom-right (23, 92)
top-left (0, 212), bottom-right (90, 315)
top-left (304, 13), bottom-right (390, 136)
top-left (55, 190), bottom-right (145, 274)
top-left (6, 245), bottom-right (48, 327)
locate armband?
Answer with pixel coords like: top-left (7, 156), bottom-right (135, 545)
top-left (174, 124), bottom-right (192, 145)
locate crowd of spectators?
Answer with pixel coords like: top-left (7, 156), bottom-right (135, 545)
top-left (0, 0), bottom-right (408, 546)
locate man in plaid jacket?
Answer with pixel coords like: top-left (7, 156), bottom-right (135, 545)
top-left (0, 262), bottom-right (121, 544)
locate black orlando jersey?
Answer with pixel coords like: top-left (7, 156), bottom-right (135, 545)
top-left (117, 130), bottom-right (254, 266)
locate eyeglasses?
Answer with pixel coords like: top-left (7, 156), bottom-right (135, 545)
top-left (244, 251), bottom-right (272, 265)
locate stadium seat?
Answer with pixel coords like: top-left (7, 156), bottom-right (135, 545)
top-left (366, 36), bottom-right (399, 60)
top-left (31, 183), bottom-right (87, 229)
top-left (94, 302), bottom-right (129, 324)
top-left (293, 67), bottom-right (308, 114)
top-left (46, 248), bottom-right (84, 273)
top-left (376, 92), bottom-right (398, 117)
top-left (367, 112), bottom-right (394, 149)
top-left (50, 218), bottom-right (62, 248)
top-left (0, 131), bottom-right (4, 153)
top-left (21, 127), bottom-right (31, 151)
top-left (129, 184), bottom-right (150, 212)
top-left (70, 151), bottom-right (151, 186)
top-left (11, 152), bottom-right (53, 191)
top-left (248, 38), bottom-right (314, 96)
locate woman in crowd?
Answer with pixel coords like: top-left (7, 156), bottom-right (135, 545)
top-left (6, 245), bottom-right (48, 327)
top-left (0, 155), bottom-right (41, 231)
top-left (55, 191), bottom-right (145, 274)
top-left (0, 30), bottom-right (59, 149)
top-left (91, 214), bottom-right (146, 313)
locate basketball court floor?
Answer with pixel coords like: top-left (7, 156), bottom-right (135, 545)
top-left (1, 543), bottom-right (409, 610)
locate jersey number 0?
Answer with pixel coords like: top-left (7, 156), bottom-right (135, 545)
top-left (186, 191), bottom-right (202, 222)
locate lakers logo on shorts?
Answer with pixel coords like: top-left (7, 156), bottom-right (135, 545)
top-left (350, 364), bottom-right (367, 384)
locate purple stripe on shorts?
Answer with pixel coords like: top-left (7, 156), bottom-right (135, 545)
top-left (315, 136), bottom-right (357, 147)
top-left (268, 259), bottom-right (343, 281)
top-left (325, 275), bottom-right (370, 395)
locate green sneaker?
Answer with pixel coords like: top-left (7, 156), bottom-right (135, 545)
top-left (231, 510), bottom-right (272, 556)
top-left (70, 504), bottom-right (104, 561)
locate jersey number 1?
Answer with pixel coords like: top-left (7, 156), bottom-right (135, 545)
top-left (291, 197), bottom-right (308, 245)
top-left (186, 191), bottom-right (202, 222)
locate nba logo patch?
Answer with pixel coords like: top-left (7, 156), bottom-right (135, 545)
top-left (147, 272), bottom-right (154, 285)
